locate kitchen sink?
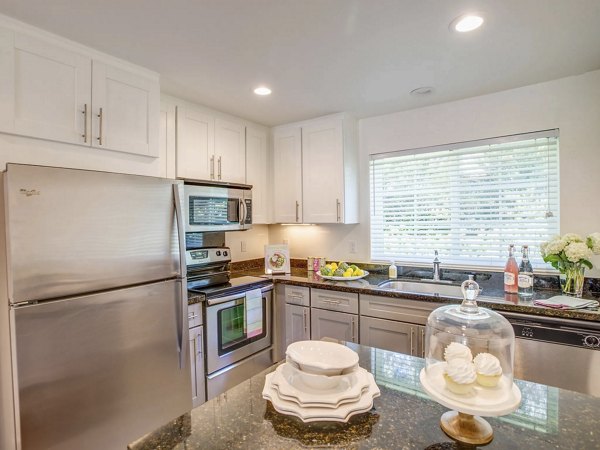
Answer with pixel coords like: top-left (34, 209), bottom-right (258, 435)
top-left (377, 280), bottom-right (470, 298)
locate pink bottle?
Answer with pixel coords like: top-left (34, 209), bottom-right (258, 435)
top-left (504, 244), bottom-right (519, 294)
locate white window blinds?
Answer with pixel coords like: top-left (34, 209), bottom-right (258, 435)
top-left (370, 130), bottom-right (560, 268)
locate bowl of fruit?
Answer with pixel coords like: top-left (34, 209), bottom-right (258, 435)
top-left (319, 262), bottom-right (369, 281)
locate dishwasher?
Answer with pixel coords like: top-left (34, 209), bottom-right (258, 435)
top-left (503, 311), bottom-right (600, 397)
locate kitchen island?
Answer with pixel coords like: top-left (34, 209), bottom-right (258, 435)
top-left (130, 343), bottom-right (600, 449)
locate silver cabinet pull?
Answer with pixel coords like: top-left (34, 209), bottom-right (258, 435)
top-left (351, 317), bottom-right (356, 342)
top-left (197, 332), bottom-right (203, 357)
top-left (336, 198), bottom-right (341, 222)
top-left (97, 107), bottom-right (103, 145)
top-left (81, 104), bottom-right (88, 143)
top-left (410, 328), bottom-right (415, 356)
top-left (303, 309), bottom-right (308, 335)
top-left (210, 155), bottom-right (215, 179)
top-left (218, 156), bottom-right (222, 180)
top-left (421, 327), bottom-right (425, 358)
top-left (295, 201), bottom-right (300, 223)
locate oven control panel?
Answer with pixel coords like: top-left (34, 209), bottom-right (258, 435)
top-left (186, 247), bottom-right (231, 267)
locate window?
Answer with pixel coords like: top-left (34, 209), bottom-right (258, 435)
top-left (369, 130), bottom-right (559, 268)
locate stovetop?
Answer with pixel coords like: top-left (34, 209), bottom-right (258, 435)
top-left (188, 275), bottom-right (272, 298)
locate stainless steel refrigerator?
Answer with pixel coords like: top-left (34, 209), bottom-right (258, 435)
top-left (0, 164), bottom-right (191, 450)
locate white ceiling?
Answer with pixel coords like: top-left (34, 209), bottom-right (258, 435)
top-left (1, 0), bottom-right (599, 126)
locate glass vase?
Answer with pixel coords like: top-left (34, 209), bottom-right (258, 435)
top-left (560, 265), bottom-right (586, 297)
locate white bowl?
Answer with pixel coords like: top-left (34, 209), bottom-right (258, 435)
top-left (295, 366), bottom-right (342, 390)
top-left (286, 341), bottom-right (359, 376)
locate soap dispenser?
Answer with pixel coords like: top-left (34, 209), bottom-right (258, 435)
top-left (389, 261), bottom-right (397, 279)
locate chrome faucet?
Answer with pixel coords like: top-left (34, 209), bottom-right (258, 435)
top-left (432, 250), bottom-right (441, 281)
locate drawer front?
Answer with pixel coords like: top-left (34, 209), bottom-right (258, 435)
top-left (284, 285), bottom-right (310, 306)
top-left (188, 303), bottom-right (202, 328)
top-left (312, 288), bottom-right (358, 314)
top-left (360, 294), bottom-right (436, 325)
top-left (360, 316), bottom-right (417, 356)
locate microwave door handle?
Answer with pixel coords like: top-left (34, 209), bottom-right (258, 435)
top-left (241, 199), bottom-right (248, 225)
top-left (239, 198), bottom-right (244, 225)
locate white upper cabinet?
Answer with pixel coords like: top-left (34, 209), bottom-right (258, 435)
top-left (0, 22), bottom-right (160, 157)
top-left (215, 118), bottom-right (245, 183)
top-left (175, 107), bottom-right (247, 184)
top-left (0, 30), bottom-right (91, 145)
top-left (92, 61), bottom-right (159, 157)
top-left (302, 119), bottom-right (345, 223)
top-left (272, 114), bottom-right (358, 224)
top-left (246, 126), bottom-right (270, 224)
top-left (176, 105), bottom-right (215, 180)
top-left (273, 126), bottom-right (303, 223)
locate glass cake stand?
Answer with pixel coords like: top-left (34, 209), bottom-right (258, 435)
top-left (419, 279), bottom-right (522, 446)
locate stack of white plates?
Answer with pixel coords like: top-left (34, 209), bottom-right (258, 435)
top-left (262, 341), bottom-right (380, 422)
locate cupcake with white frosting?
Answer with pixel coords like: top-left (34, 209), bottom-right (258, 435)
top-left (473, 353), bottom-right (503, 387)
top-left (444, 342), bottom-right (473, 363)
top-left (443, 359), bottom-right (477, 395)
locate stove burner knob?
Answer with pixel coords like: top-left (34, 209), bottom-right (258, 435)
top-left (223, 251), bottom-right (228, 256)
top-left (216, 251), bottom-right (221, 256)
top-left (584, 335), bottom-right (600, 348)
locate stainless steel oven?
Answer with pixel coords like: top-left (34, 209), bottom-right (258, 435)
top-left (205, 284), bottom-right (272, 374)
top-left (183, 182), bottom-right (252, 232)
top-left (186, 246), bottom-right (274, 401)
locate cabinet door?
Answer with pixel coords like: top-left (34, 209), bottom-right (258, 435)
top-left (189, 326), bottom-right (206, 408)
top-left (285, 304), bottom-right (310, 347)
top-left (159, 101), bottom-right (176, 178)
top-left (311, 308), bottom-right (358, 343)
top-left (273, 126), bottom-right (302, 223)
top-left (360, 316), bottom-right (417, 356)
top-left (215, 118), bottom-right (245, 183)
top-left (301, 119), bottom-right (344, 223)
top-left (91, 60), bottom-right (159, 157)
top-left (246, 126), bottom-right (269, 223)
top-left (0, 30), bottom-right (91, 145)
top-left (176, 105), bottom-right (215, 180)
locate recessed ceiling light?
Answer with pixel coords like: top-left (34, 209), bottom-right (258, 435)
top-left (450, 14), bottom-right (484, 33)
top-left (410, 86), bottom-right (434, 96)
top-left (254, 86), bottom-right (272, 96)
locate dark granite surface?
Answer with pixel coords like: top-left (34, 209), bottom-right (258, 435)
top-left (133, 343), bottom-right (600, 449)
top-left (230, 266), bottom-right (600, 323)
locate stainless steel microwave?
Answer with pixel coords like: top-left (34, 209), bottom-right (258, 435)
top-left (183, 182), bottom-right (252, 232)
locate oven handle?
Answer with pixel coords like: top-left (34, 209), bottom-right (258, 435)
top-left (206, 285), bottom-right (273, 306)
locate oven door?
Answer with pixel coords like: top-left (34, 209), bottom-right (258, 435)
top-left (205, 289), bottom-right (272, 374)
top-left (184, 185), bottom-right (246, 232)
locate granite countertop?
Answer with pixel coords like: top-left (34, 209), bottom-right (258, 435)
top-left (131, 343), bottom-right (600, 449)
top-left (231, 267), bottom-right (600, 323)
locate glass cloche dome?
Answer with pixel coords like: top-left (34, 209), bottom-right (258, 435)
top-left (424, 278), bottom-right (515, 394)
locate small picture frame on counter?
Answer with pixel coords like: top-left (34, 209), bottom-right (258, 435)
top-left (265, 244), bottom-right (290, 275)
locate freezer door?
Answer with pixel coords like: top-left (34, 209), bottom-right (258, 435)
top-left (12, 280), bottom-right (191, 450)
top-left (4, 164), bottom-right (185, 303)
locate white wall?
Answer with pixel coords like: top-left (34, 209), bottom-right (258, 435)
top-left (270, 69), bottom-right (600, 276)
top-left (226, 225), bottom-right (270, 262)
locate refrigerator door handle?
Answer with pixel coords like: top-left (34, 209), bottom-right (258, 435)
top-left (173, 184), bottom-right (187, 276)
top-left (173, 183), bottom-right (188, 369)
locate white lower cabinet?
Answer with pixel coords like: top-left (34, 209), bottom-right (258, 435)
top-left (189, 324), bottom-right (206, 408)
top-left (285, 304), bottom-right (310, 347)
top-left (360, 316), bottom-right (425, 357)
top-left (311, 308), bottom-right (358, 343)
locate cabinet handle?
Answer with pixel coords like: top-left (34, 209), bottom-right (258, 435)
top-left (288, 295), bottom-right (304, 301)
top-left (336, 199), bottom-right (341, 222)
top-left (97, 107), bottom-right (103, 145)
top-left (351, 317), bottom-right (356, 342)
top-left (322, 298), bottom-right (342, 305)
top-left (81, 104), bottom-right (88, 143)
top-left (198, 330), bottom-right (203, 357)
top-left (421, 328), bottom-right (425, 358)
top-left (303, 309), bottom-right (308, 335)
top-left (295, 201), bottom-right (300, 223)
top-left (218, 156), bottom-right (222, 180)
top-left (188, 312), bottom-right (197, 320)
top-left (410, 328), bottom-right (415, 356)
top-left (210, 156), bottom-right (215, 179)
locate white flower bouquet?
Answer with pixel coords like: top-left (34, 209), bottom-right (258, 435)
top-left (541, 232), bottom-right (600, 296)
